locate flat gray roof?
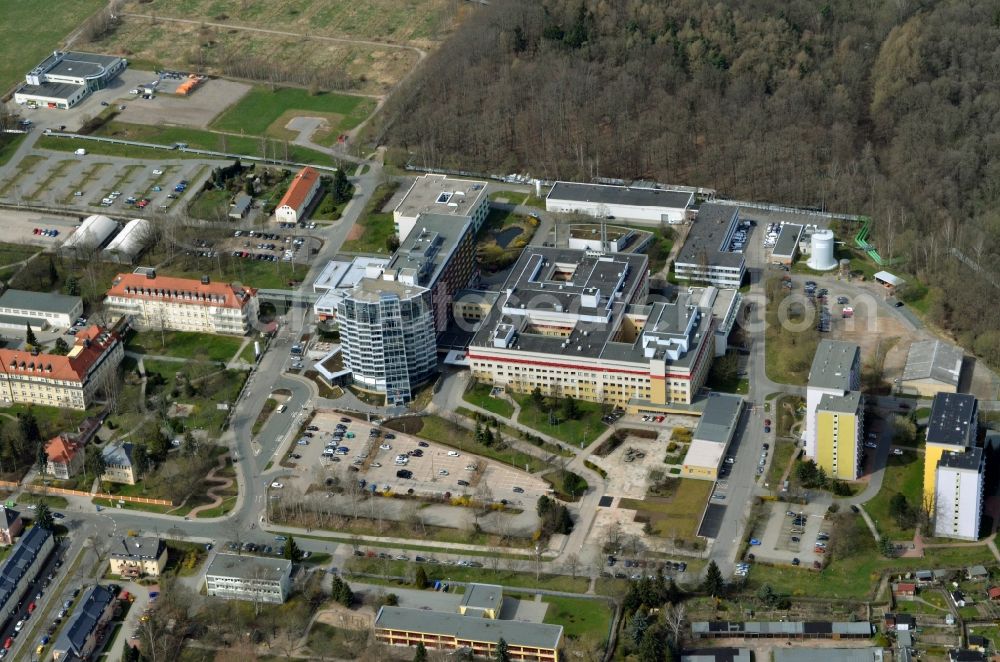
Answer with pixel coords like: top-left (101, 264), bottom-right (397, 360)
top-left (774, 649), bottom-right (883, 662)
top-left (461, 583), bottom-right (503, 611)
top-left (395, 174), bottom-right (487, 220)
top-left (205, 553), bottom-right (291, 582)
top-left (926, 393), bottom-right (977, 447)
top-left (343, 277), bottom-right (429, 304)
top-left (0, 289), bottom-right (81, 315)
top-left (818, 391), bottom-right (862, 414)
top-left (772, 223), bottom-right (803, 258)
top-left (385, 213), bottom-right (472, 288)
top-left (681, 650), bottom-right (752, 662)
top-left (938, 447), bottom-right (982, 472)
top-left (16, 81), bottom-right (83, 100)
top-left (375, 606), bottom-right (563, 649)
top-left (46, 51), bottom-right (122, 79)
top-left (231, 194), bottom-right (252, 215)
top-left (693, 393), bottom-right (743, 444)
top-left (809, 340), bottom-right (859, 391)
top-left (675, 204), bottom-right (746, 269)
top-left (902, 340), bottom-right (963, 387)
top-left (548, 181), bottom-right (693, 210)
top-left (693, 621), bottom-right (873, 636)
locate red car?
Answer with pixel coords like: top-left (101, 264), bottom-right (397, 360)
top-left (4, 637), bottom-right (11, 649)
top-left (655, 415), bottom-right (665, 423)
top-left (27, 602), bottom-right (35, 614)
top-left (764, 419), bottom-right (772, 426)
top-left (32, 228), bottom-right (40, 235)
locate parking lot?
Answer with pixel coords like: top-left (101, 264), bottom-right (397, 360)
top-left (115, 73), bottom-right (251, 129)
top-left (276, 412), bottom-right (549, 506)
top-left (749, 501), bottom-right (829, 569)
top-left (225, 229), bottom-right (319, 265)
top-left (0, 209), bottom-right (81, 247)
top-left (0, 151), bottom-right (219, 214)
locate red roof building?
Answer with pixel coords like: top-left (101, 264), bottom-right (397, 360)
top-left (275, 166), bottom-right (321, 224)
top-left (105, 272), bottom-right (258, 335)
top-left (45, 434), bottom-right (85, 480)
top-left (896, 582), bottom-right (917, 597)
top-left (988, 587), bottom-right (1000, 601)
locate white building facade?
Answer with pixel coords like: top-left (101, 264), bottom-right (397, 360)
top-left (204, 554), bottom-right (292, 604)
top-left (546, 182), bottom-right (693, 224)
top-left (934, 449), bottom-right (985, 541)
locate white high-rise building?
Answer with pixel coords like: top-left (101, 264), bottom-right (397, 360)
top-left (934, 448), bottom-right (984, 541)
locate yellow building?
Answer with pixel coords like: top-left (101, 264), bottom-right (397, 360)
top-left (458, 583), bottom-right (503, 619)
top-left (109, 536), bottom-right (167, 578)
top-left (814, 392), bottom-right (863, 481)
top-left (922, 393), bottom-right (978, 504)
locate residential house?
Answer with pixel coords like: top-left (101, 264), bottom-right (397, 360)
top-left (895, 583), bottom-right (917, 599)
top-left (987, 587), bottom-right (1000, 601)
top-left (0, 507), bottom-right (22, 545)
top-left (968, 636), bottom-right (987, 653)
top-left (967, 566), bottom-right (989, 582)
top-left (45, 434), bottom-right (85, 480)
top-left (884, 614), bottom-right (916, 632)
top-left (52, 584), bottom-right (118, 661)
top-left (949, 650), bottom-right (986, 662)
top-left (952, 590), bottom-right (968, 608)
top-left (109, 536), bottom-right (167, 578)
top-left (101, 442), bottom-right (136, 485)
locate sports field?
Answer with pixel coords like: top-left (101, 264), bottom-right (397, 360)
top-left (0, 0), bottom-right (105, 92)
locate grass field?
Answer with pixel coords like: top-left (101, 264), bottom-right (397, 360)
top-left (340, 183), bottom-right (398, 254)
top-left (463, 382), bottom-right (514, 418)
top-left (513, 395), bottom-right (607, 445)
top-left (211, 87), bottom-right (376, 143)
top-left (92, 121), bottom-right (334, 165)
top-left (0, 134), bottom-right (27, 168)
top-left (863, 453), bottom-right (924, 539)
top-left (305, 624), bottom-right (368, 660)
top-left (37, 135), bottom-right (207, 161)
top-left (0, 0), bottom-right (105, 91)
top-left (127, 330), bottom-right (244, 362)
top-left (0, 243), bottom-right (40, 268)
top-left (764, 439), bottom-right (798, 490)
top-left (542, 596), bottom-right (613, 639)
top-left (347, 557), bottom-right (589, 593)
top-left (384, 415), bottom-right (548, 473)
top-left (158, 253), bottom-right (309, 290)
top-left (619, 479), bottom-right (712, 541)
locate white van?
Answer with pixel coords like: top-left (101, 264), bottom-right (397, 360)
top-left (74, 148), bottom-right (87, 156)
top-left (276, 404), bottom-right (287, 414)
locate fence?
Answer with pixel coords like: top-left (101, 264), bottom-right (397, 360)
top-left (0, 479), bottom-right (173, 506)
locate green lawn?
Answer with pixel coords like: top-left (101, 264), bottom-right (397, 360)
top-left (37, 135), bottom-right (206, 161)
top-left (0, 0), bottom-right (105, 91)
top-left (19, 494), bottom-right (70, 509)
top-left (542, 596), bottom-right (613, 639)
top-left (305, 624), bottom-right (368, 660)
top-left (488, 189), bottom-right (548, 209)
top-left (187, 188), bottom-right (231, 220)
top-left (90, 121), bottom-right (336, 166)
top-left (194, 495), bottom-right (236, 519)
top-left (463, 382), bottom-right (515, 418)
top-left (157, 254), bottom-right (309, 290)
top-left (384, 415), bottom-right (548, 473)
top-left (619, 479), bottom-right (713, 541)
top-left (764, 280), bottom-right (820, 386)
top-left (0, 404), bottom-right (90, 440)
top-left (863, 453), bottom-right (924, 539)
top-left (340, 183), bottom-right (398, 254)
top-left (764, 440), bottom-right (798, 490)
top-left (513, 395), bottom-right (608, 445)
top-left (0, 134), bottom-right (27, 168)
top-left (346, 558), bottom-right (589, 593)
top-left (127, 330), bottom-right (244, 362)
top-left (0, 242), bottom-right (39, 268)
top-left (211, 87), bottom-right (376, 142)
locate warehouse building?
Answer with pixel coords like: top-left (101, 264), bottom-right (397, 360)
top-left (468, 248), bottom-right (716, 412)
top-left (934, 447), bottom-right (984, 541)
top-left (14, 51), bottom-right (126, 109)
top-left (674, 204), bottom-right (747, 287)
top-left (102, 218), bottom-right (152, 264)
top-left (275, 166), bottom-right (321, 224)
top-left (105, 270), bottom-right (258, 335)
top-left (61, 214), bottom-right (119, 256)
top-left (900, 340), bottom-right (964, 397)
top-left (0, 289), bottom-right (82, 329)
top-left (681, 650), bottom-right (752, 662)
top-left (546, 181), bottom-right (693, 224)
top-left (770, 223), bottom-right (803, 265)
top-left (229, 193), bottom-right (253, 220)
top-left (805, 340), bottom-right (863, 480)
top-left (681, 392), bottom-right (744, 480)
top-left (393, 174), bottom-right (489, 243)
top-left (774, 650), bottom-right (885, 662)
top-left (204, 554), bottom-right (292, 604)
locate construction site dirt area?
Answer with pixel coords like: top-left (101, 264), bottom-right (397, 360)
top-left (115, 75), bottom-right (252, 129)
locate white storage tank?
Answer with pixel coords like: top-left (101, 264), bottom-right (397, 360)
top-left (807, 229), bottom-right (837, 270)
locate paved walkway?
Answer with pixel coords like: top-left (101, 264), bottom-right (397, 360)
top-left (187, 452), bottom-right (234, 518)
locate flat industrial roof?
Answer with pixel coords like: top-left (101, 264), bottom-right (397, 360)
top-left (0, 289), bottom-right (81, 315)
top-left (692, 621), bottom-right (873, 636)
top-left (675, 204), bottom-right (746, 269)
top-left (394, 174), bottom-right (487, 220)
top-left (693, 392), bottom-right (743, 444)
top-left (343, 277), bottom-right (429, 304)
top-left (16, 81), bottom-right (83, 101)
top-left (772, 223), bottom-right (803, 258)
top-left (681, 649), bottom-right (752, 662)
top-left (809, 340), bottom-right (859, 391)
top-left (204, 553), bottom-right (291, 581)
top-left (375, 606), bottom-right (563, 649)
top-left (461, 583), bottom-right (503, 611)
top-left (902, 340), bottom-right (963, 387)
top-left (385, 213), bottom-right (472, 288)
top-left (683, 439), bottom-right (726, 471)
top-left (773, 649), bottom-right (884, 662)
top-left (313, 257), bottom-right (389, 293)
top-left (548, 181), bottom-right (693, 210)
top-left (926, 393), bottom-right (977, 447)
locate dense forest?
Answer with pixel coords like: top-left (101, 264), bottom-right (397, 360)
top-left (376, 0), bottom-right (1000, 361)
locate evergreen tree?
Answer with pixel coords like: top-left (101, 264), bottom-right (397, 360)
top-left (414, 566), bottom-right (428, 589)
top-left (494, 638), bottom-right (510, 662)
top-left (530, 386), bottom-right (545, 409)
top-left (86, 451), bottom-right (107, 484)
top-left (64, 275), bottom-right (80, 296)
top-left (53, 337), bottom-right (70, 355)
top-left (47, 256), bottom-right (58, 287)
top-left (333, 168), bottom-right (353, 203)
top-left (628, 608), bottom-right (650, 647)
top-left (36, 441), bottom-right (47, 473)
top-left (182, 431), bottom-right (197, 457)
top-left (637, 628), bottom-right (664, 662)
top-left (25, 323), bottom-right (37, 348)
top-left (561, 396), bottom-right (580, 420)
top-left (413, 643), bottom-right (428, 662)
top-left (19, 412), bottom-right (40, 444)
top-left (283, 535), bottom-right (303, 562)
top-left (703, 560), bottom-right (724, 597)
top-left (123, 644), bottom-right (142, 662)
top-left (132, 445), bottom-right (150, 478)
top-left (34, 502), bottom-right (54, 530)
